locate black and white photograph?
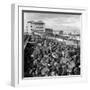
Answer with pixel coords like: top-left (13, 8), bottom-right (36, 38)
top-left (23, 10), bottom-right (81, 78)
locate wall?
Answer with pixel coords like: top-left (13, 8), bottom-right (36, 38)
top-left (0, 0), bottom-right (89, 89)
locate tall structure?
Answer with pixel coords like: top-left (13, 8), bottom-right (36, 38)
top-left (27, 20), bottom-right (45, 35)
top-left (45, 28), bottom-right (53, 36)
top-left (59, 30), bottom-right (64, 35)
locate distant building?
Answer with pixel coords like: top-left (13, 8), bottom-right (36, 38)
top-left (27, 20), bottom-right (45, 34)
top-left (69, 34), bottom-right (80, 41)
top-left (45, 28), bottom-right (53, 36)
top-left (59, 30), bottom-right (64, 35)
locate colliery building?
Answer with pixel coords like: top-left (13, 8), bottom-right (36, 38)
top-left (45, 28), bottom-right (53, 36)
top-left (26, 20), bottom-right (54, 37)
top-left (27, 20), bottom-right (45, 35)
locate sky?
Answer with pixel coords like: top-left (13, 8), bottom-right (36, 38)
top-left (24, 12), bottom-right (81, 34)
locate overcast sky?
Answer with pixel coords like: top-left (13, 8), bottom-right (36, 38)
top-left (24, 12), bottom-right (81, 33)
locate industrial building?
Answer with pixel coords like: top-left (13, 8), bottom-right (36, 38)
top-left (27, 20), bottom-right (45, 35)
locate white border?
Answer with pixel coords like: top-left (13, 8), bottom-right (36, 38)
top-left (11, 4), bottom-right (87, 87)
